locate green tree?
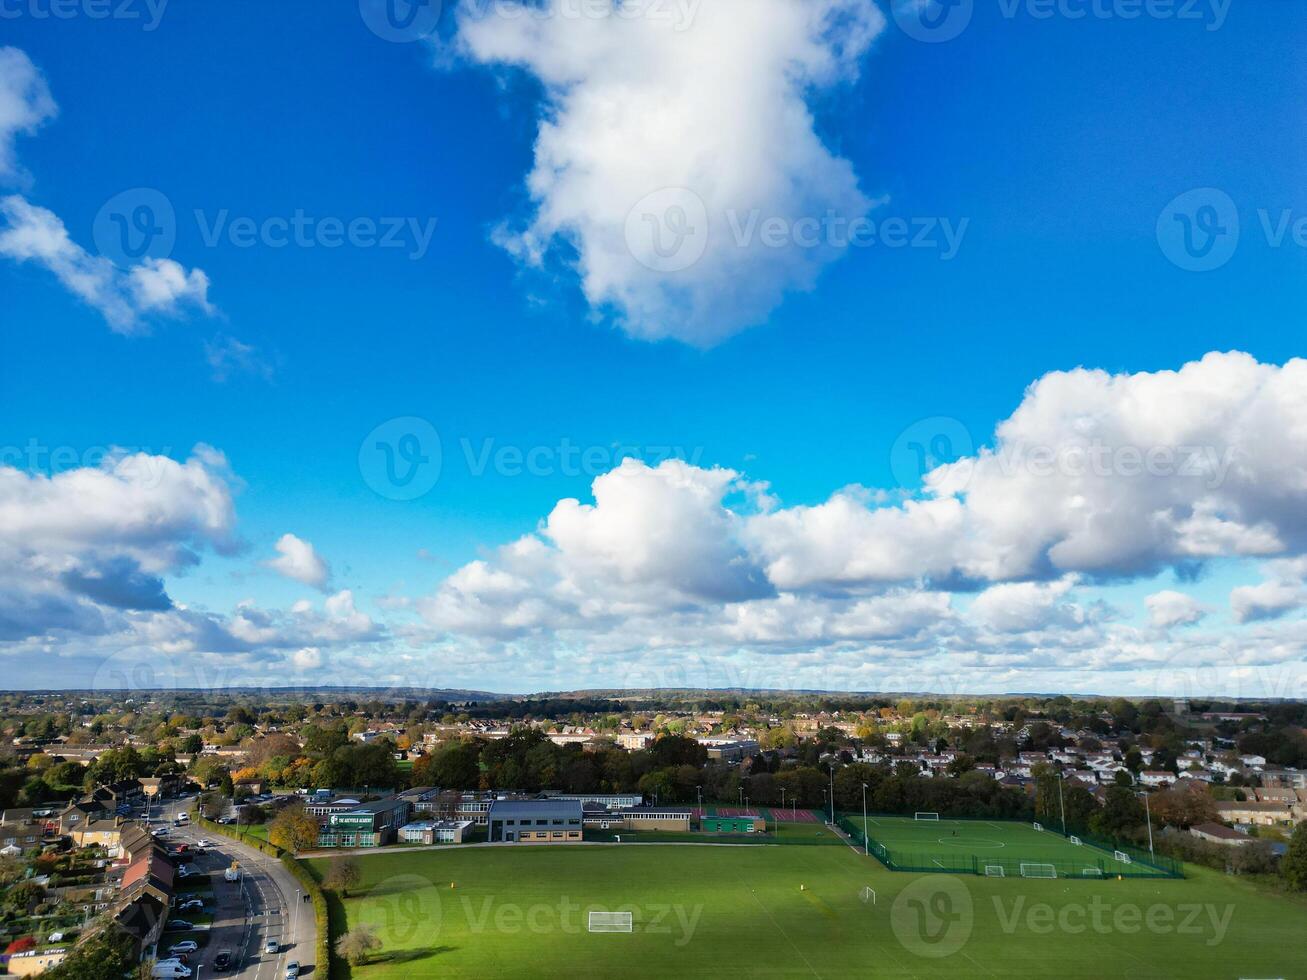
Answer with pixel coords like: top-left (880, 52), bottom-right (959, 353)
top-left (1283, 822), bottom-right (1307, 891)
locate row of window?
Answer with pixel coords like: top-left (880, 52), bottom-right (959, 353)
top-left (500, 818), bottom-right (582, 827)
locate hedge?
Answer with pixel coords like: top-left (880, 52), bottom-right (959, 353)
top-left (192, 814), bottom-right (334, 976)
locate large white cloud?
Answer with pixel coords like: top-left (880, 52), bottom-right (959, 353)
top-left (407, 352), bottom-right (1307, 691)
top-left (0, 447), bottom-right (238, 641)
top-left (453, 0), bottom-right (884, 345)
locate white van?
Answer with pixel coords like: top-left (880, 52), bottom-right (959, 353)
top-left (152, 959), bottom-right (193, 978)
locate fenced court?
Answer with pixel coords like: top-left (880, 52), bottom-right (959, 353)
top-left (837, 813), bottom-right (1182, 879)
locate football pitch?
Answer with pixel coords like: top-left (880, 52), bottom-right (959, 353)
top-left (308, 834), bottom-right (1307, 978)
top-left (845, 814), bottom-right (1169, 879)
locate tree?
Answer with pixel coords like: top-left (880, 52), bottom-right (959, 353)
top-left (1283, 822), bottom-right (1307, 891)
top-left (1091, 785), bottom-right (1145, 839)
top-left (324, 856), bottom-right (361, 897)
top-left (335, 924), bottom-right (383, 965)
top-left (268, 803), bottom-right (321, 854)
top-left (5, 880), bottom-right (44, 913)
top-left (43, 929), bottom-right (136, 979)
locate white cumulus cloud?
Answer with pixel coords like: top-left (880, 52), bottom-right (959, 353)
top-left (264, 533), bottom-right (332, 590)
top-left (1145, 590), bottom-right (1207, 629)
top-left (453, 0), bottom-right (884, 345)
top-left (0, 47), bottom-right (56, 184)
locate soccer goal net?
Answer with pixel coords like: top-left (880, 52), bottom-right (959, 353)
top-left (1020, 863), bottom-right (1057, 879)
top-left (1069, 835), bottom-right (1082, 846)
top-left (859, 886), bottom-right (876, 905)
top-left (1032, 821), bottom-right (1044, 831)
top-left (914, 812), bottom-right (940, 821)
top-left (588, 911), bottom-right (633, 933)
top-left (984, 865), bottom-right (1005, 877)
top-left (1113, 850), bottom-right (1132, 865)
top-left (1081, 867), bottom-right (1103, 877)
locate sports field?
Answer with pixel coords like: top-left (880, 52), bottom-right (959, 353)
top-left (844, 814), bottom-right (1171, 879)
top-left (308, 834), bottom-right (1307, 978)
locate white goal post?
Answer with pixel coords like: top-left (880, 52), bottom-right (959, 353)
top-left (984, 865), bottom-right (1005, 877)
top-left (1069, 835), bottom-right (1082, 846)
top-left (1113, 850), bottom-right (1132, 865)
top-left (1019, 863), bottom-right (1057, 879)
top-left (1032, 821), bottom-right (1043, 831)
top-left (914, 812), bottom-right (940, 821)
top-left (1082, 867), bottom-right (1103, 877)
top-left (859, 886), bottom-right (876, 905)
top-left (588, 911), bottom-right (633, 933)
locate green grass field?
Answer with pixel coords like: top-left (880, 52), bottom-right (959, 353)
top-left (847, 815), bottom-right (1165, 879)
top-left (308, 834), bottom-right (1307, 979)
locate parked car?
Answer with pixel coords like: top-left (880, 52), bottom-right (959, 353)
top-left (178, 898), bottom-right (204, 912)
top-left (286, 961), bottom-right (300, 979)
top-left (265, 939), bottom-right (278, 955)
top-left (213, 950), bottom-right (233, 971)
top-left (168, 941), bottom-right (198, 956)
top-left (152, 960), bottom-right (192, 979)
top-left (165, 920), bottom-right (193, 931)
top-left (48, 932), bottom-right (65, 942)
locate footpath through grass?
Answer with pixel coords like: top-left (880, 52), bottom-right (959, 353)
top-left (307, 831), bottom-right (1307, 979)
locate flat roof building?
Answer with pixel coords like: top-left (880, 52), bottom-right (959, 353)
top-left (487, 799), bottom-right (583, 844)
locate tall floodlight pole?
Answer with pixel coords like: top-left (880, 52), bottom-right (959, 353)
top-left (829, 764), bottom-right (836, 824)
top-left (1057, 772), bottom-right (1067, 836)
top-left (861, 782), bottom-right (869, 855)
top-left (1144, 791), bottom-right (1154, 858)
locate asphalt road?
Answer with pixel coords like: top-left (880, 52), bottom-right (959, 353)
top-left (153, 799), bottom-right (317, 980)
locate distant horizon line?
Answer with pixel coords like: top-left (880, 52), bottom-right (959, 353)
top-left (0, 685), bottom-right (1294, 703)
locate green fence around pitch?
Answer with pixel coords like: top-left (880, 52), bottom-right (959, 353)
top-left (835, 814), bottom-right (1183, 880)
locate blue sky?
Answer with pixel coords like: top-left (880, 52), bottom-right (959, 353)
top-left (2, 0), bottom-right (1306, 695)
